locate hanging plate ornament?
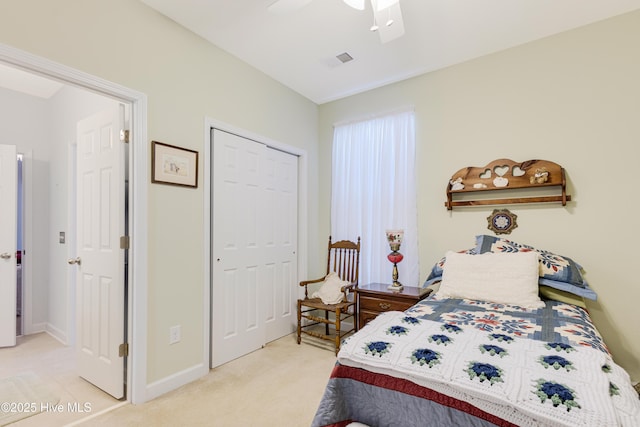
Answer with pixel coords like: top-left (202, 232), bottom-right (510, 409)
top-left (487, 209), bottom-right (518, 235)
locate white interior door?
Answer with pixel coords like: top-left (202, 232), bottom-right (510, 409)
top-left (74, 106), bottom-right (125, 399)
top-left (211, 129), bottom-right (299, 367)
top-left (0, 144), bottom-right (17, 348)
top-left (212, 130), bottom-right (267, 367)
top-left (263, 147), bottom-right (298, 343)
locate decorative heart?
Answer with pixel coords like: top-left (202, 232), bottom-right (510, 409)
top-left (512, 166), bottom-right (526, 177)
top-left (479, 169), bottom-right (492, 179)
top-left (493, 176), bottom-right (509, 187)
top-left (493, 165), bottom-right (509, 177)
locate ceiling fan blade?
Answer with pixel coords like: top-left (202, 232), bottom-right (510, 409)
top-left (343, 0), bottom-right (365, 10)
top-left (374, 2), bottom-right (404, 43)
top-left (374, 0), bottom-right (399, 12)
top-left (267, 0), bottom-right (313, 14)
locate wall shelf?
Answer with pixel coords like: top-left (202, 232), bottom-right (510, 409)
top-left (445, 159), bottom-right (571, 210)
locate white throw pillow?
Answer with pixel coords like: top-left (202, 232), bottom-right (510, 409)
top-left (312, 272), bottom-right (350, 304)
top-left (436, 250), bottom-right (544, 309)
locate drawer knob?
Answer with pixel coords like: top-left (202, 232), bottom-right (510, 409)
top-left (379, 302), bottom-right (391, 310)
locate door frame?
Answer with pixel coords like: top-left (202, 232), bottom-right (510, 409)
top-left (203, 117), bottom-right (308, 367)
top-left (0, 43), bottom-right (149, 404)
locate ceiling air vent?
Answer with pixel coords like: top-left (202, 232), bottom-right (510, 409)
top-left (336, 52), bottom-right (354, 64)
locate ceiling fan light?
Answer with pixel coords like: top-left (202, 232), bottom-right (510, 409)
top-left (343, 0), bottom-right (365, 10)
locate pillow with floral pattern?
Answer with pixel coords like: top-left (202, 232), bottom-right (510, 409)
top-left (475, 235), bottom-right (596, 300)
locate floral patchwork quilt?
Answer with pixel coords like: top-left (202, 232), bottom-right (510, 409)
top-left (405, 295), bottom-right (608, 353)
top-left (335, 298), bottom-right (640, 427)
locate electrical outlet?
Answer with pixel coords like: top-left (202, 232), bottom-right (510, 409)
top-left (169, 325), bottom-right (181, 344)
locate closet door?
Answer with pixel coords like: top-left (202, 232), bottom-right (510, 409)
top-left (212, 130), bottom-right (266, 367)
top-left (263, 147), bottom-right (298, 343)
top-left (211, 129), bottom-right (299, 367)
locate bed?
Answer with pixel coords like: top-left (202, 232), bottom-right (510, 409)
top-left (312, 236), bottom-right (640, 427)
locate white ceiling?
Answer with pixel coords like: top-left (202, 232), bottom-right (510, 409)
top-left (140, 0), bottom-right (640, 104)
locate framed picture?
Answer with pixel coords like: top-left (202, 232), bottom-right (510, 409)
top-left (151, 141), bottom-right (198, 188)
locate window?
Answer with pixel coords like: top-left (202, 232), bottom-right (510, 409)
top-left (331, 109), bottom-right (419, 286)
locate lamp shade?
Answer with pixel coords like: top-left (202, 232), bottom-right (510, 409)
top-left (386, 229), bottom-right (404, 244)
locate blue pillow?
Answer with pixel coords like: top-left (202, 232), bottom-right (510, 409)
top-left (423, 248), bottom-right (477, 287)
top-left (474, 235), bottom-right (596, 301)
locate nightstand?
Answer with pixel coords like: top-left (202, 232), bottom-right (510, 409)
top-left (357, 283), bottom-right (432, 330)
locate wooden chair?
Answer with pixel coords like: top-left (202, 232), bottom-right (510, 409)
top-left (297, 236), bottom-right (361, 355)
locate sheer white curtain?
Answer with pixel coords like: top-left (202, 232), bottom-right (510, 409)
top-left (331, 109), bottom-right (419, 287)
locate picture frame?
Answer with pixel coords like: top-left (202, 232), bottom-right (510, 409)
top-left (151, 141), bottom-right (198, 188)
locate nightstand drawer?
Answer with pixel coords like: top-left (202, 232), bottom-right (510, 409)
top-left (359, 295), bottom-right (414, 312)
top-left (356, 283), bottom-right (432, 331)
top-left (359, 309), bottom-right (379, 328)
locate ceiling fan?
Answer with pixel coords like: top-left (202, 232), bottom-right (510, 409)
top-left (268, 0), bottom-right (405, 43)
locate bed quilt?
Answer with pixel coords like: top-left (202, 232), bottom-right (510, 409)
top-left (313, 297), bottom-right (640, 427)
top-left (404, 295), bottom-right (607, 352)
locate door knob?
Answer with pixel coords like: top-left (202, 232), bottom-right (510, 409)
top-left (67, 257), bottom-right (82, 265)
top-left (0, 252), bottom-right (11, 260)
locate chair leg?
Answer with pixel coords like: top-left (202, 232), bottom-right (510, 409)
top-left (325, 310), bottom-right (329, 335)
top-left (334, 308), bottom-right (341, 355)
top-left (296, 300), bottom-right (302, 345)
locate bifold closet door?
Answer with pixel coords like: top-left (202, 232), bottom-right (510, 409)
top-left (211, 129), bottom-right (298, 367)
top-left (263, 146), bottom-right (297, 343)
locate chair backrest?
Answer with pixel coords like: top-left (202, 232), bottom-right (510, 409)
top-left (326, 236), bottom-right (361, 285)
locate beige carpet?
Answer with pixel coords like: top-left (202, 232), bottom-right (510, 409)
top-left (83, 333), bottom-right (337, 426)
top-left (0, 333), bottom-right (121, 427)
top-left (0, 371), bottom-right (60, 426)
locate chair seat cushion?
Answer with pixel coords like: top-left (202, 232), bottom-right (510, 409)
top-left (311, 272), bottom-right (350, 304)
top-left (301, 297), bottom-right (355, 312)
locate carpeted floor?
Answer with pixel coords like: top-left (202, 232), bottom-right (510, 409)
top-left (82, 333), bottom-right (337, 426)
top-left (0, 333), bottom-right (121, 426)
top-left (0, 371), bottom-right (60, 426)
top-left (1, 330), bottom-right (338, 426)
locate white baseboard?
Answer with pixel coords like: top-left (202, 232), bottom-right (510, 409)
top-left (46, 323), bottom-right (68, 345)
top-left (144, 362), bottom-right (208, 402)
top-left (24, 321), bottom-right (46, 336)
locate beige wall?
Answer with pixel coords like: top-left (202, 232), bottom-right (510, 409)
top-left (0, 0), bottom-right (319, 386)
top-left (319, 10), bottom-right (640, 381)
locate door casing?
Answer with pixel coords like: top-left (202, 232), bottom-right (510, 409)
top-left (0, 43), bottom-right (149, 404)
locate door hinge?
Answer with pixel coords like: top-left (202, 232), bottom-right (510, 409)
top-left (119, 129), bottom-right (130, 143)
top-left (120, 235), bottom-right (130, 250)
top-left (119, 343), bottom-right (129, 357)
